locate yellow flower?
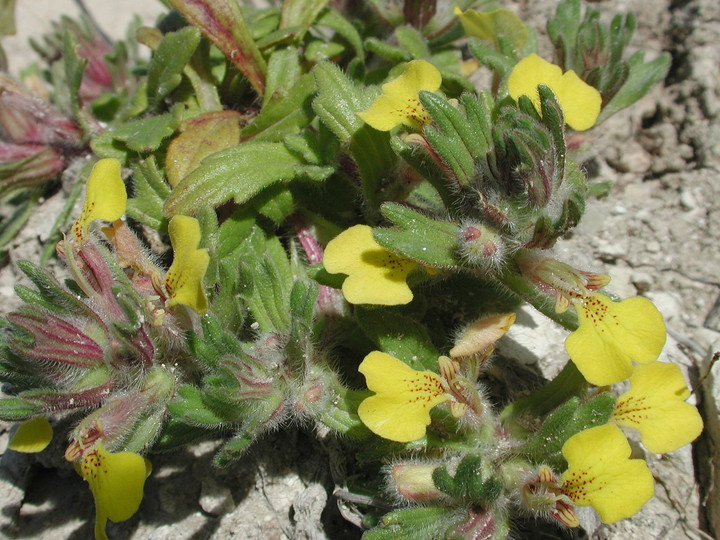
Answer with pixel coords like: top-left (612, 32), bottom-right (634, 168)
top-left (560, 424), bottom-right (654, 524)
top-left (76, 443), bottom-right (150, 540)
top-left (358, 351), bottom-right (449, 442)
top-left (72, 159), bottom-right (127, 244)
top-left (564, 293), bottom-right (666, 386)
top-left (7, 417), bottom-right (53, 453)
top-left (507, 53), bottom-right (602, 131)
top-left (454, 7), bottom-right (528, 52)
top-left (357, 59), bottom-right (442, 131)
top-left (611, 362), bottom-right (703, 454)
top-left (165, 215), bottom-right (209, 315)
top-left (324, 225), bottom-right (417, 305)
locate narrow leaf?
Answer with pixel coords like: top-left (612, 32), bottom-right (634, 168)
top-left (146, 26), bottom-right (201, 110)
top-left (164, 141), bottom-right (304, 216)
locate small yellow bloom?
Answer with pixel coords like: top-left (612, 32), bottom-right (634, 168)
top-left (358, 351), bottom-right (449, 442)
top-left (612, 362), bottom-right (703, 454)
top-left (72, 159), bottom-right (127, 244)
top-left (357, 59), bottom-right (442, 131)
top-left (561, 424), bottom-right (654, 524)
top-left (324, 225), bottom-right (417, 305)
top-left (508, 53), bottom-right (602, 131)
top-left (165, 215), bottom-right (210, 315)
top-left (564, 293), bottom-right (666, 386)
top-left (454, 7), bottom-right (528, 52)
top-left (76, 443), bottom-right (150, 540)
top-left (7, 417), bottom-right (53, 453)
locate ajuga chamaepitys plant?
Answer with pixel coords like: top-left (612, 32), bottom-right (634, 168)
top-left (0, 1), bottom-right (702, 538)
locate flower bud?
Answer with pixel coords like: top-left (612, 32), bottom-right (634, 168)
top-left (0, 143), bottom-right (65, 195)
top-left (516, 250), bottom-right (610, 313)
top-left (389, 462), bottom-right (444, 503)
top-left (0, 78), bottom-right (82, 147)
top-left (457, 223), bottom-right (509, 273)
top-left (450, 313), bottom-right (516, 359)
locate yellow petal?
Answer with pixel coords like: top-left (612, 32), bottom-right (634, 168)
top-left (561, 424), bottom-right (654, 523)
top-left (612, 362), bottom-right (703, 453)
top-left (77, 444), bottom-right (150, 540)
top-left (555, 70), bottom-right (602, 131)
top-left (72, 159), bottom-right (127, 243)
top-left (8, 417), bottom-right (53, 453)
top-left (357, 60), bottom-right (441, 131)
top-left (454, 7), bottom-right (528, 52)
top-left (357, 94), bottom-right (422, 131)
top-left (324, 225), bottom-right (416, 305)
top-left (381, 59), bottom-right (442, 98)
top-left (565, 294), bottom-right (666, 386)
top-left (508, 54), bottom-right (601, 131)
top-left (508, 54), bottom-right (563, 113)
top-left (358, 351), bottom-right (448, 442)
top-left (165, 215), bottom-right (209, 315)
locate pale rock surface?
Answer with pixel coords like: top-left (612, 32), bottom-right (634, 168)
top-left (1, 0), bottom-right (719, 539)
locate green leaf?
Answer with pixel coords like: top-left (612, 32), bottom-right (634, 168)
top-left (432, 466), bottom-right (462, 497)
top-left (315, 8), bottom-right (364, 61)
top-left (547, 0), bottom-right (581, 63)
top-left (305, 40), bottom-right (345, 63)
top-left (217, 208), bottom-right (257, 259)
top-left (0, 397), bottom-right (44, 421)
top-left (364, 507), bottom-right (460, 540)
top-left (350, 126), bottom-right (395, 211)
top-left (279, 0), bottom-right (330, 40)
top-left (261, 46), bottom-right (301, 108)
top-left (246, 8), bottom-right (281, 41)
top-left (394, 26), bottom-right (430, 58)
top-left (62, 31), bottom-right (88, 123)
top-left (164, 141), bottom-right (305, 216)
top-left (126, 156), bottom-right (171, 230)
top-left (185, 40), bottom-right (223, 112)
top-left (290, 280), bottom-right (317, 330)
top-left (312, 66), bottom-right (389, 206)
top-left (311, 62), bottom-right (373, 143)
top-left (214, 431), bottom-right (255, 466)
top-left (91, 105), bottom-right (183, 158)
top-left (467, 38), bottom-right (515, 78)
top-left (253, 185), bottom-right (294, 224)
top-left (0, 188), bottom-right (39, 253)
top-left (240, 72), bottom-right (315, 141)
top-left (234, 227), bottom-right (294, 332)
top-left (375, 203), bottom-right (462, 267)
top-left (15, 260), bottom-right (90, 316)
top-left (186, 314), bottom-right (244, 370)
top-left (120, 408), bottom-right (167, 453)
top-left (168, 385), bottom-right (229, 426)
top-left (598, 52), bottom-right (670, 122)
top-left (365, 38), bottom-right (411, 63)
top-left (244, 256), bottom-right (292, 332)
top-left (154, 418), bottom-right (211, 451)
top-left (356, 307), bottom-right (439, 371)
top-left (420, 91), bottom-right (488, 185)
top-left (516, 393), bottom-right (616, 468)
top-left (146, 26), bottom-right (201, 110)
